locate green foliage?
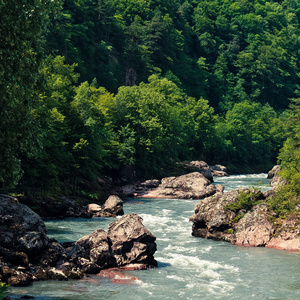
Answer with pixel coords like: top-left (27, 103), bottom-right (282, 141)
top-left (1, 0), bottom-right (299, 195)
top-left (267, 185), bottom-right (298, 217)
top-left (213, 101), bottom-right (286, 172)
top-left (224, 189), bottom-right (262, 212)
top-left (272, 97), bottom-right (300, 216)
top-left (112, 75), bottom-right (187, 177)
top-left (0, 282), bottom-right (10, 299)
top-left (0, 0), bottom-right (61, 190)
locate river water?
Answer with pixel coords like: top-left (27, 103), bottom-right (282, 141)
top-left (10, 174), bottom-right (300, 299)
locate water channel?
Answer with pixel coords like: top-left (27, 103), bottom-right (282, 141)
top-left (10, 174), bottom-right (300, 299)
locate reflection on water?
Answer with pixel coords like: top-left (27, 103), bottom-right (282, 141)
top-left (10, 174), bottom-right (300, 300)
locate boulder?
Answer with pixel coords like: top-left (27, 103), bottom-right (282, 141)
top-left (140, 179), bottom-right (160, 188)
top-left (87, 203), bottom-right (102, 214)
top-left (140, 172), bottom-right (222, 199)
top-left (72, 229), bottom-right (116, 270)
top-left (180, 161), bottom-right (213, 181)
top-left (267, 165), bottom-right (280, 179)
top-left (190, 189), bottom-right (274, 246)
top-left (190, 189), bottom-right (242, 240)
top-left (210, 164), bottom-right (228, 177)
top-left (108, 214), bottom-right (157, 267)
top-left (0, 195), bottom-right (48, 257)
top-left (66, 214), bottom-right (157, 272)
top-left (102, 195), bottom-right (124, 217)
top-left (88, 195), bottom-right (124, 217)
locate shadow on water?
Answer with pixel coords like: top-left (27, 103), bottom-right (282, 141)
top-left (8, 294), bottom-right (62, 300)
top-left (157, 261), bottom-right (172, 268)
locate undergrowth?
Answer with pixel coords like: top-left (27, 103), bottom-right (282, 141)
top-left (224, 189), bottom-right (262, 213)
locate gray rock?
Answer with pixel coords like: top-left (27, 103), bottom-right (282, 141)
top-left (190, 188), bottom-right (270, 244)
top-left (0, 195), bottom-right (48, 256)
top-left (267, 165), bottom-right (280, 179)
top-left (90, 195), bottom-right (124, 217)
top-left (142, 172), bottom-right (222, 199)
top-left (108, 213), bottom-right (157, 267)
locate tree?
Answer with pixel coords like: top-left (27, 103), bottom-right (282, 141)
top-left (278, 98), bottom-right (300, 193)
top-left (214, 101), bottom-right (286, 172)
top-left (0, 0), bottom-right (61, 190)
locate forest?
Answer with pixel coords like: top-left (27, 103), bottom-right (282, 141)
top-left (1, 0), bottom-right (300, 201)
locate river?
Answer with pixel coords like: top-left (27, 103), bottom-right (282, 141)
top-left (9, 174), bottom-right (300, 299)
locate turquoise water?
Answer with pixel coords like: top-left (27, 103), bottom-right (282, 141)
top-left (10, 174), bottom-right (300, 299)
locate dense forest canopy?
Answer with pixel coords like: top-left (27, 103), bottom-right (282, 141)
top-left (1, 0), bottom-right (299, 198)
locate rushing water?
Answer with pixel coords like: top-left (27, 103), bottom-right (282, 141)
top-left (10, 174), bottom-right (300, 299)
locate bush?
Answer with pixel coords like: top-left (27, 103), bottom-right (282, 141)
top-left (224, 189), bottom-right (262, 212)
top-left (267, 185), bottom-right (299, 217)
top-left (0, 282), bottom-right (10, 299)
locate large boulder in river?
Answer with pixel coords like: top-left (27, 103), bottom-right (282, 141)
top-left (67, 213), bottom-right (157, 273)
top-left (108, 213), bottom-right (157, 267)
top-left (70, 229), bottom-right (116, 273)
top-left (140, 172), bottom-right (223, 199)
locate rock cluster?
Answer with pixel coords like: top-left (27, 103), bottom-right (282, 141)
top-left (115, 160), bottom-right (227, 199)
top-left (0, 196), bottom-right (156, 287)
top-left (87, 195), bottom-right (124, 217)
top-left (181, 161), bottom-right (228, 178)
top-left (190, 187), bottom-right (300, 252)
top-left (139, 172), bottom-right (224, 199)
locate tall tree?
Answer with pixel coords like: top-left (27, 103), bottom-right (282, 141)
top-left (0, 0), bottom-right (61, 190)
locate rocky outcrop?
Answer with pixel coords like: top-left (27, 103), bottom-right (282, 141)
top-left (87, 195), bottom-right (124, 217)
top-left (181, 161), bottom-right (228, 178)
top-left (0, 195), bottom-right (156, 286)
top-left (113, 160), bottom-right (227, 198)
top-left (266, 214), bottom-right (300, 251)
top-left (139, 172), bottom-right (224, 199)
top-left (267, 165), bottom-right (280, 179)
top-left (210, 164), bottom-right (228, 177)
top-left (267, 165), bottom-right (286, 190)
top-left (190, 188), bottom-right (300, 252)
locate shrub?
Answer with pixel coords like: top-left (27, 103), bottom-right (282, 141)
top-left (224, 189), bottom-right (262, 212)
top-left (267, 185), bottom-right (299, 217)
